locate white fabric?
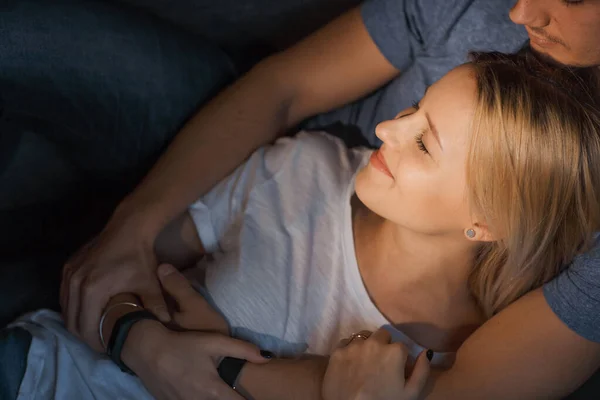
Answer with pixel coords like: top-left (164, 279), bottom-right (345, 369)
top-left (187, 132), bottom-right (453, 364)
top-left (13, 132), bottom-right (452, 399)
top-left (11, 310), bottom-right (153, 399)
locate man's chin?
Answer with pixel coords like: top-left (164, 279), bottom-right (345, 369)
top-left (529, 43), bottom-right (599, 68)
top-left (528, 45), bottom-right (568, 67)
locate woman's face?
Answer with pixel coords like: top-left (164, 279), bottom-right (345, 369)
top-left (355, 66), bottom-right (477, 236)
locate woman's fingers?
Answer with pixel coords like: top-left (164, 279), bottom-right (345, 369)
top-left (405, 350), bottom-right (432, 398)
top-left (205, 334), bottom-right (273, 365)
top-left (157, 264), bottom-right (198, 308)
top-left (369, 326), bottom-right (393, 344)
top-left (338, 330), bottom-right (373, 348)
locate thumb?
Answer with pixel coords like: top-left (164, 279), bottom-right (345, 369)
top-left (157, 264), bottom-right (198, 308)
top-left (138, 279), bottom-right (171, 322)
top-left (206, 334), bottom-right (273, 364)
top-left (405, 350), bottom-right (431, 399)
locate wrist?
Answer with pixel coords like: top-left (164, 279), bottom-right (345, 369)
top-left (101, 294), bottom-right (142, 349)
top-left (103, 204), bottom-right (166, 249)
top-left (238, 357), bottom-right (329, 400)
top-left (101, 293), bottom-right (166, 373)
top-left (121, 318), bottom-right (168, 372)
top-left (106, 199), bottom-right (164, 245)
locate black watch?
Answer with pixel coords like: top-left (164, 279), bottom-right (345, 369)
top-left (218, 357), bottom-right (248, 390)
top-left (106, 309), bottom-right (159, 375)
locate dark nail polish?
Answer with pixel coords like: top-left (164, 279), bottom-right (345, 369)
top-left (260, 350), bottom-right (274, 359)
top-left (426, 349), bottom-right (434, 361)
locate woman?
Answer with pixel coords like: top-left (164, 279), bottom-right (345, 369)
top-left (8, 50), bottom-right (600, 399)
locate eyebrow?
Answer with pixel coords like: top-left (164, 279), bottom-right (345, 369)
top-left (424, 111), bottom-right (443, 151)
top-left (419, 84), bottom-right (443, 151)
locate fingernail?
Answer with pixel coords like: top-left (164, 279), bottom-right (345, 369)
top-left (426, 349), bottom-right (434, 362)
top-left (158, 264), bottom-right (176, 277)
top-left (260, 350), bottom-right (274, 359)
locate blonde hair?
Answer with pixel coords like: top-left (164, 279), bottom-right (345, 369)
top-left (467, 51), bottom-right (600, 317)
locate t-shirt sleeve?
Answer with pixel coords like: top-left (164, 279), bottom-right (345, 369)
top-left (361, 0), bottom-right (471, 71)
top-left (543, 236), bottom-right (600, 342)
top-left (188, 138), bottom-right (298, 253)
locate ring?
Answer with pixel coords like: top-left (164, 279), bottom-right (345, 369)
top-left (347, 330), bottom-right (371, 344)
top-left (351, 333), bottom-right (369, 341)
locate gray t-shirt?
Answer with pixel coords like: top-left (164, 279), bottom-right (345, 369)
top-left (309, 0), bottom-right (600, 342)
top-left (305, 0), bottom-right (528, 145)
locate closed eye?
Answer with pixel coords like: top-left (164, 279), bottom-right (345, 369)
top-left (415, 132), bottom-right (429, 154)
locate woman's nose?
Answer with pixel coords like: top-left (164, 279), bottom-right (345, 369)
top-left (509, 0), bottom-right (551, 28)
top-left (375, 119), bottom-right (404, 148)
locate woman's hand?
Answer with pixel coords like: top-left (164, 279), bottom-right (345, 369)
top-left (322, 328), bottom-right (431, 400)
top-left (121, 264), bottom-right (271, 400)
top-left (157, 263), bottom-right (229, 334)
top-left (129, 328), bottom-right (271, 400)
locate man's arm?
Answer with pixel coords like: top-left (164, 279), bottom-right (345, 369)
top-left (423, 288), bottom-right (600, 399)
top-left (237, 289), bottom-right (600, 400)
top-left (62, 7), bottom-right (400, 349)
top-left (119, 6), bottom-right (399, 237)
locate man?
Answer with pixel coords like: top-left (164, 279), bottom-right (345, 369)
top-left (7, 0), bottom-right (600, 398)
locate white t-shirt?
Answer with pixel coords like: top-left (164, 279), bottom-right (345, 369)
top-left (187, 131), bottom-right (453, 364)
top-left (12, 132), bottom-right (452, 399)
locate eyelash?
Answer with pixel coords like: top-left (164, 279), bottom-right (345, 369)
top-left (415, 132), bottom-right (429, 154)
top-left (562, 0), bottom-right (583, 6)
top-left (411, 100), bottom-right (428, 154)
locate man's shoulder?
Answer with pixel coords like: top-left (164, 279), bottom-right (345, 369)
top-left (543, 235), bottom-right (600, 343)
top-left (573, 234), bottom-right (600, 268)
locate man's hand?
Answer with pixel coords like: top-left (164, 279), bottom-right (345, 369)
top-left (60, 211), bottom-right (170, 352)
top-left (323, 328), bottom-right (430, 400)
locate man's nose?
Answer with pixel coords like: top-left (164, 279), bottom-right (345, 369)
top-left (509, 0), bottom-right (551, 28)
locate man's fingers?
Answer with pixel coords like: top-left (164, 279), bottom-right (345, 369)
top-left (157, 264), bottom-right (198, 310)
top-left (66, 272), bottom-right (83, 334)
top-left (61, 239), bottom-right (96, 320)
top-left (60, 263), bottom-right (74, 317)
top-left (77, 281), bottom-right (112, 352)
top-left (369, 327), bottom-right (392, 343)
top-left (405, 350), bottom-right (431, 398)
top-left (206, 335), bottom-right (272, 364)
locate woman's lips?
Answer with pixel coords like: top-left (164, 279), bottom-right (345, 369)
top-left (369, 149), bottom-right (393, 178)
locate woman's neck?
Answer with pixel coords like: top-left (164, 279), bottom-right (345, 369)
top-left (351, 195), bottom-right (480, 322)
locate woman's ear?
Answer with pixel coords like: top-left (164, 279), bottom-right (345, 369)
top-left (464, 222), bottom-right (496, 242)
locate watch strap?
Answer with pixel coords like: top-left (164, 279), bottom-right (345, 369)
top-left (217, 357), bottom-right (247, 389)
top-left (106, 309), bottom-right (159, 375)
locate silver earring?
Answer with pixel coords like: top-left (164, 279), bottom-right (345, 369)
top-left (466, 229), bottom-right (476, 238)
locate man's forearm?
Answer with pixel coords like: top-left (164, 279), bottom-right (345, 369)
top-left (116, 57), bottom-right (298, 237)
top-left (420, 290), bottom-right (600, 400)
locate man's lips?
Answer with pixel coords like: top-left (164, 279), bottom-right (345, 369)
top-left (527, 28), bottom-right (561, 48)
top-left (369, 149), bottom-right (393, 178)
